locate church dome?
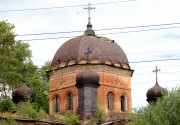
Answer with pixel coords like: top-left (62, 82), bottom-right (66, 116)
top-left (12, 81), bottom-right (35, 103)
top-left (146, 83), bottom-right (166, 102)
top-left (51, 34), bottom-right (129, 70)
top-left (76, 70), bottom-right (99, 84)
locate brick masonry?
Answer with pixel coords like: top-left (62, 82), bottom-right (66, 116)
top-left (49, 64), bottom-right (133, 116)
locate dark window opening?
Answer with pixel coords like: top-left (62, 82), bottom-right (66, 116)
top-left (107, 92), bottom-right (114, 110)
top-left (54, 96), bottom-right (60, 112)
top-left (121, 95), bottom-right (126, 112)
top-left (67, 92), bottom-right (73, 110)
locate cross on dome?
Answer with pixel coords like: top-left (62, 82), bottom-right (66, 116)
top-left (84, 47), bottom-right (92, 62)
top-left (153, 66), bottom-right (161, 84)
top-left (84, 3), bottom-right (96, 36)
top-left (84, 3), bottom-right (95, 21)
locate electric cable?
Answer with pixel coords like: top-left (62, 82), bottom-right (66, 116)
top-left (0, 0), bottom-right (137, 13)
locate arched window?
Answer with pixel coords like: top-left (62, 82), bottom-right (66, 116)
top-left (107, 92), bottom-right (114, 110)
top-left (121, 95), bottom-right (126, 112)
top-left (67, 92), bottom-right (73, 110)
top-left (54, 95), bottom-right (60, 112)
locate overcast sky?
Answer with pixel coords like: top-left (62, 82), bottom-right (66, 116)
top-left (1, 0), bottom-right (180, 108)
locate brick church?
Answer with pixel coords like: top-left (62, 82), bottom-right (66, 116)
top-left (48, 6), bottom-right (134, 120)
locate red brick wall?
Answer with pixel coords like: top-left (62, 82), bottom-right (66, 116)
top-left (49, 65), bottom-right (133, 115)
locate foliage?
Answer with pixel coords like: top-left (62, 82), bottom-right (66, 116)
top-left (0, 20), bottom-right (50, 113)
top-left (17, 102), bottom-right (38, 119)
top-left (38, 107), bottom-right (48, 119)
top-left (96, 98), bottom-right (106, 122)
top-left (26, 61), bottom-right (50, 113)
top-left (39, 61), bottom-right (51, 82)
top-left (64, 111), bottom-right (80, 124)
top-left (34, 61), bottom-right (50, 113)
top-left (0, 98), bottom-right (15, 113)
top-left (85, 117), bottom-right (96, 125)
top-left (55, 114), bottom-right (65, 123)
top-left (0, 20), bottom-right (31, 98)
top-left (0, 118), bottom-right (21, 125)
top-left (97, 107), bottom-right (106, 122)
top-left (128, 87), bottom-right (180, 125)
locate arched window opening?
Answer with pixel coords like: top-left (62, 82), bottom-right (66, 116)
top-left (107, 92), bottom-right (114, 110)
top-left (54, 96), bottom-right (60, 112)
top-left (121, 95), bottom-right (126, 112)
top-left (67, 92), bottom-right (73, 110)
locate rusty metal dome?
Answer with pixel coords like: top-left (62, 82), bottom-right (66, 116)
top-left (76, 70), bottom-right (99, 84)
top-left (12, 81), bottom-right (35, 103)
top-left (51, 34), bottom-right (129, 70)
top-left (146, 83), bottom-right (166, 103)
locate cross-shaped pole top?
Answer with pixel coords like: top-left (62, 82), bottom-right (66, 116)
top-left (84, 47), bottom-right (92, 63)
top-left (153, 66), bottom-right (161, 84)
top-left (84, 3), bottom-right (95, 21)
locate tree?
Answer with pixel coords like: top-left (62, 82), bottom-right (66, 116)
top-left (25, 61), bottom-right (50, 113)
top-left (0, 20), bottom-right (31, 98)
top-left (128, 87), bottom-right (180, 125)
top-left (0, 20), bottom-right (50, 113)
top-left (35, 61), bottom-right (50, 113)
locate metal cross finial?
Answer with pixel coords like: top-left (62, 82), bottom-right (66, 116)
top-left (153, 66), bottom-right (161, 84)
top-left (84, 3), bottom-right (95, 20)
top-left (84, 47), bottom-right (92, 62)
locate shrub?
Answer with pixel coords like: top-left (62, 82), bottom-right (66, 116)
top-left (64, 112), bottom-right (80, 124)
top-left (128, 87), bottom-right (180, 125)
top-left (0, 98), bottom-right (15, 113)
top-left (56, 115), bottom-right (65, 123)
top-left (82, 118), bottom-right (96, 125)
top-left (0, 118), bottom-right (21, 125)
top-left (17, 102), bottom-right (38, 119)
top-left (97, 108), bottom-right (105, 122)
top-left (38, 107), bottom-right (47, 119)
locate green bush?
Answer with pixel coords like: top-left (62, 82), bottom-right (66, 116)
top-left (17, 102), bottom-right (38, 119)
top-left (81, 118), bottom-right (96, 125)
top-left (38, 107), bottom-right (47, 119)
top-left (64, 112), bottom-right (80, 124)
top-left (0, 98), bottom-right (15, 113)
top-left (0, 118), bottom-right (21, 125)
top-left (97, 108), bottom-right (105, 122)
top-left (55, 115), bottom-right (65, 123)
top-left (128, 87), bottom-right (180, 125)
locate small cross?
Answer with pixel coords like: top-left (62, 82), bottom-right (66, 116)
top-left (84, 3), bottom-right (95, 20)
top-left (84, 47), bottom-right (92, 62)
top-left (153, 66), bottom-right (161, 83)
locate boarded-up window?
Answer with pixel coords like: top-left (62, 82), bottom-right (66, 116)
top-left (54, 96), bottom-right (60, 112)
top-left (107, 92), bottom-right (114, 110)
top-left (67, 92), bottom-right (73, 110)
top-left (121, 95), bottom-right (126, 112)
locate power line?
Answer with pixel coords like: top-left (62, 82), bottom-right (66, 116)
top-left (132, 80), bottom-right (180, 84)
top-left (0, 22), bottom-right (173, 37)
top-left (127, 49), bottom-right (180, 55)
top-left (32, 56), bottom-right (180, 65)
top-left (0, 0), bottom-right (137, 13)
top-left (30, 58), bottom-right (180, 70)
top-left (11, 22), bottom-right (180, 37)
top-left (19, 26), bottom-right (180, 41)
top-left (135, 70), bottom-right (180, 75)
top-left (129, 58), bottom-right (180, 64)
top-left (31, 47), bottom-right (180, 59)
top-left (133, 64), bottom-right (180, 70)
top-left (99, 26), bottom-right (180, 35)
top-left (1, 22), bottom-right (180, 39)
